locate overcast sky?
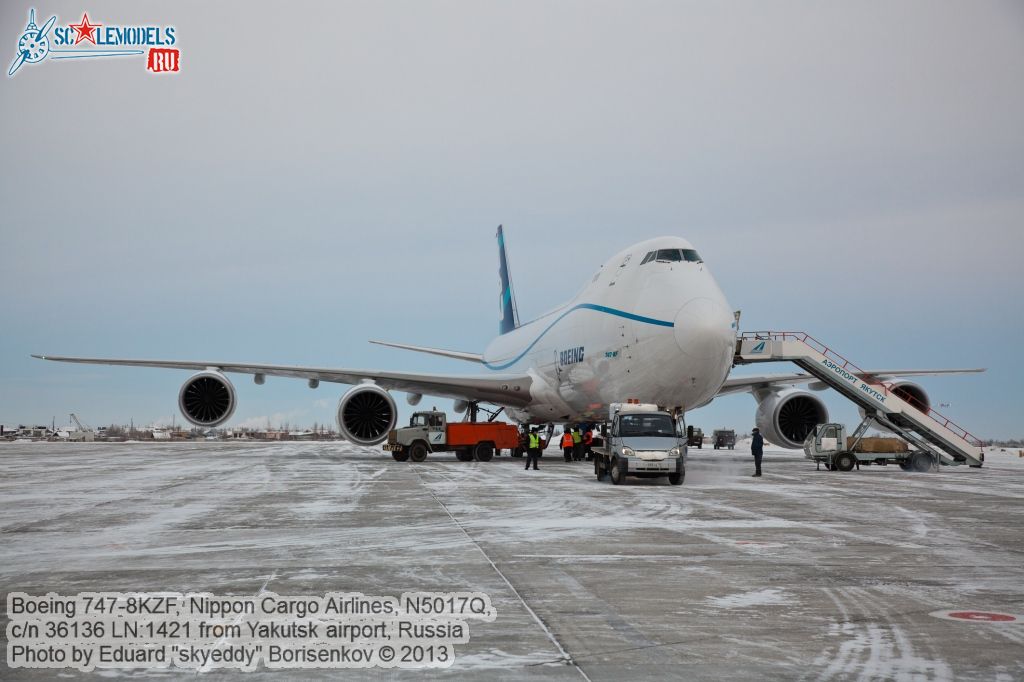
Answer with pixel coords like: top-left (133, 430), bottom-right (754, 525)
top-left (2, 1), bottom-right (1022, 437)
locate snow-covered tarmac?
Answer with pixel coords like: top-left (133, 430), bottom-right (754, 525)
top-left (2, 440), bottom-right (1023, 680)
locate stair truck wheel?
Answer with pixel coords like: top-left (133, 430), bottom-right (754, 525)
top-left (668, 466), bottom-right (685, 486)
top-left (610, 457), bottom-right (626, 485)
top-left (391, 449), bottom-right (410, 462)
top-left (834, 452), bottom-right (857, 472)
top-left (910, 451), bottom-right (935, 473)
top-left (455, 449), bottom-right (473, 462)
top-left (474, 441), bottom-right (495, 462)
top-left (409, 441), bottom-right (429, 463)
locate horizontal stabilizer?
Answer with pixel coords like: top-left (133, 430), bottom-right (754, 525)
top-left (368, 340), bottom-right (483, 363)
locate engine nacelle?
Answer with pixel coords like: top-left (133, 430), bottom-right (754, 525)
top-left (336, 384), bottom-right (397, 446)
top-left (860, 381), bottom-right (930, 429)
top-left (755, 389), bottom-right (828, 449)
top-left (178, 371), bottom-right (237, 427)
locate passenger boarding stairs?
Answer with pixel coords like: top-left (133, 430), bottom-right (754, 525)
top-left (735, 332), bottom-right (984, 468)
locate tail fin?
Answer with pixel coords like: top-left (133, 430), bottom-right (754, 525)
top-left (496, 225), bottom-right (520, 335)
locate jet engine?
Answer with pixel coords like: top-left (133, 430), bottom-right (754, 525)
top-left (178, 371), bottom-right (237, 427)
top-left (755, 388), bottom-right (828, 449)
top-left (860, 380), bottom-right (930, 429)
top-left (336, 384), bottom-right (397, 446)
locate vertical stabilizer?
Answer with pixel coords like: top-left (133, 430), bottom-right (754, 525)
top-left (496, 225), bottom-right (520, 335)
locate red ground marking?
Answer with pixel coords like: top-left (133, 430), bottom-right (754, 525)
top-left (947, 611), bottom-right (1016, 622)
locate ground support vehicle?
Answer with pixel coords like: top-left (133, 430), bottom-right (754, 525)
top-left (384, 411), bottom-right (520, 463)
top-left (594, 402), bottom-right (686, 485)
top-left (713, 429), bottom-right (735, 449)
top-left (686, 425), bottom-right (703, 448)
top-left (803, 419), bottom-right (936, 472)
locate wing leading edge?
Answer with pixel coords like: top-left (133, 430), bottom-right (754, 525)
top-left (31, 355), bottom-right (532, 407)
top-left (718, 368), bottom-right (986, 396)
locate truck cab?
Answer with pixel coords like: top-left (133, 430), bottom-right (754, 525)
top-left (595, 403), bottom-right (686, 485)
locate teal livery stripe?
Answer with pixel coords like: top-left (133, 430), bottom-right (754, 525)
top-left (483, 303), bottom-right (673, 370)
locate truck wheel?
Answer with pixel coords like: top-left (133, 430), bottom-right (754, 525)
top-left (511, 447), bottom-right (524, 458)
top-left (668, 467), bottom-right (685, 485)
top-left (898, 461), bottom-right (911, 471)
top-left (610, 458), bottom-right (625, 485)
top-left (409, 442), bottom-right (429, 463)
top-left (474, 442), bottom-right (495, 462)
top-left (910, 451), bottom-right (935, 473)
top-left (391, 450), bottom-right (409, 462)
top-left (455, 449), bottom-right (473, 462)
top-left (594, 458), bottom-right (604, 480)
top-left (834, 452), bottom-right (857, 472)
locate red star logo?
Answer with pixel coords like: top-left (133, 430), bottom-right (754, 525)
top-left (69, 12), bottom-right (102, 45)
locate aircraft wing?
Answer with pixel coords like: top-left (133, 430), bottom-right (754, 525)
top-left (31, 355), bottom-right (532, 407)
top-left (717, 368), bottom-right (985, 396)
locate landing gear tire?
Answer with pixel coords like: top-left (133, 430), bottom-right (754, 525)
top-left (391, 450), bottom-right (409, 462)
top-left (474, 441), bottom-right (495, 462)
top-left (455, 449), bottom-right (473, 462)
top-left (409, 442), bottom-right (429, 463)
top-left (834, 452), bottom-right (857, 472)
top-left (668, 468), bottom-right (685, 486)
top-left (610, 458), bottom-right (625, 485)
top-left (910, 451), bottom-right (935, 473)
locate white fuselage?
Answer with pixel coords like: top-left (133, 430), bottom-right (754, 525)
top-left (482, 237), bottom-right (736, 423)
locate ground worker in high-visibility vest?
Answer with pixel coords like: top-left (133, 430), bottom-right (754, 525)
top-left (583, 427), bottom-right (594, 461)
top-left (571, 426), bottom-right (583, 460)
top-left (525, 429), bottom-right (541, 470)
top-left (561, 429), bottom-right (574, 462)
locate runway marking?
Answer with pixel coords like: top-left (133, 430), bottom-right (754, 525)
top-left (930, 610), bottom-right (1019, 623)
top-left (411, 466), bottom-right (592, 681)
top-left (198, 570), bottom-right (278, 675)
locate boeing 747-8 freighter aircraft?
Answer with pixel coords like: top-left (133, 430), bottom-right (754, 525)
top-left (34, 227), bottom-right (979, 449)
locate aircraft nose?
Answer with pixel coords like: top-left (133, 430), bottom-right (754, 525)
top-left (673, 298), bottom-right (735, 360)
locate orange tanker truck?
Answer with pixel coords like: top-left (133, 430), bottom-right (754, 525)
top-left (383, 410), bottom-right (521, 463)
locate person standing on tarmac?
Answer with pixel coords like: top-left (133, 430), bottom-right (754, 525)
top-left (571, 426), bottom-right (583, 460)
top-left (561, 428), bottom-right (575, 462)
top-left (751, 427), bottom-right (764, 477)
top-left (525, 429), bottom-right (541, 470)
top-left (583, 427), bottom-right (594, 461)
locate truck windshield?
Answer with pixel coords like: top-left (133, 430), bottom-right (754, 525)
top-left (411, 414), bottom-right (428, 427)
top-left (619, 414), bottom-right (677, 437)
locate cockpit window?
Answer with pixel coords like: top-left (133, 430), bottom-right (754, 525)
top-left (653, 248), bottom-right (703, 263)
top-left (640, 251), bottom-right (655, 265)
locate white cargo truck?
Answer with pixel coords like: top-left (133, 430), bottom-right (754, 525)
top-left (594, 402), bottom-right (686, 485)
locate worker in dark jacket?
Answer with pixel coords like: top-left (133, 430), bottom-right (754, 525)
top-left (751, 427), bottom-right (764, 477)
top-left (583, 427), bottom-right (594, 461)
top-left (525, 429), bottom-right (541, 470)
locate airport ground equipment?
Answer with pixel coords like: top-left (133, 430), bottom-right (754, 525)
top-left (803, 419), bottom-right (926, 471)
top-left (687, 425), bottom-right (704, 449)
top-left (736, 332), bottom-right (984, 470)
top-left (383, 410), bottom-right (520, 463)
top-left (594, 402), bottom-right (686, 485)
top-left (713, 429), bottom-right (736, 450)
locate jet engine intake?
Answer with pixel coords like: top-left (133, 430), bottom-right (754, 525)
top-left (755, 389), bottom-right (828, 449)
top-left (337, 384), bottom-right (397, 446)
top-left (179, 371), bottom-right (237, 427)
